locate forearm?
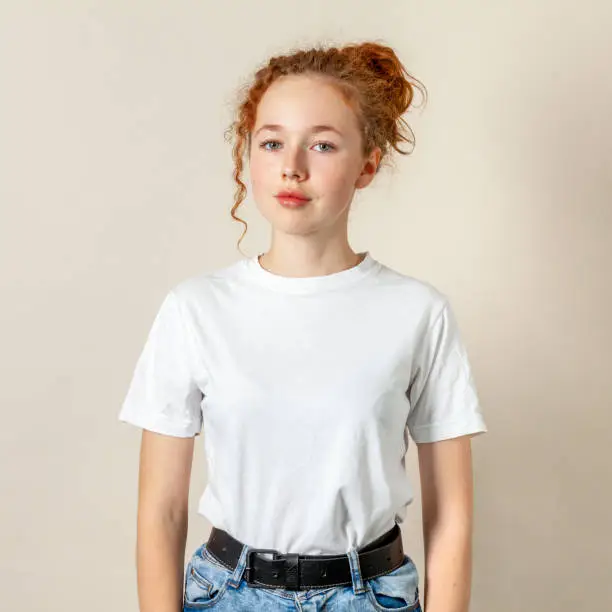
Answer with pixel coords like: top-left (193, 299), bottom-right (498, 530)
top-left (422, 519), bottom-right (473, 612)
top-left (136, 510), bottom-right (188, 612)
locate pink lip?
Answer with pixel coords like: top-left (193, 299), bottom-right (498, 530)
top-left (275, 195), bottom-right (311, 207)
top-left (276, 193), bottom-right (309, 200)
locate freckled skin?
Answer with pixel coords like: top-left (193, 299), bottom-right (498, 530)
top-left (248, 75), bottom-right (381, 242)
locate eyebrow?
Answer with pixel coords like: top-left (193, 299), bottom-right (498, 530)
top-left (253, 124), bottom-right (344, 138)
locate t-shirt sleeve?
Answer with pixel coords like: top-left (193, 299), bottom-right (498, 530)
top-left (118, 288), bottom-right (204, 437)
top-left (406, 299), bottom-right (488, 443)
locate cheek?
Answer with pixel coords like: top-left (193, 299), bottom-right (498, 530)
top-left (247, 157), bottom-right (266, 197)
top-left (316, 161), bottom-right (357, 194)
top-left (249, 151), bottom-right (276, 176)
top-left (248, 156), bottom-right (276, 207)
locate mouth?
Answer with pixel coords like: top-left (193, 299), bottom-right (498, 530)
top-left (275, 195), bottom-right (312, 207)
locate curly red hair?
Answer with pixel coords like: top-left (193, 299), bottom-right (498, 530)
top-left (223, 40), bottom-right (428, 254)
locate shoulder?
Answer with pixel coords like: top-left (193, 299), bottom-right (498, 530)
top-left (374, 258), bottom-right (449, 321)
top-left (170, 258), bottom-right (246, 306)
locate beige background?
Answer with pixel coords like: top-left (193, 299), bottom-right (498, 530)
top-left (1, 1), bottom-right (611, 610)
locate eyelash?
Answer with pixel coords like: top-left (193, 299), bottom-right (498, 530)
top-left (259, 140), bottom-right (336, 153)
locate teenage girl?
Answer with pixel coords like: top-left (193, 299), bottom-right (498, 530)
top-left (119, 40), bottom-right (488, 612)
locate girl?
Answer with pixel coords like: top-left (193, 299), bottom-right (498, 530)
top-left (119, 40), bottom-right (488, 612)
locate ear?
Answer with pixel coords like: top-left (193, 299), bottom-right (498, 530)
top-left (355, 146), bottom-right (382, 189)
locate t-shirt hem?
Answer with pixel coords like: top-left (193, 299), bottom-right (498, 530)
top-left (410, 415), bottom-right (488, 443)
top-left (118, 409), bottom-right (201, 438)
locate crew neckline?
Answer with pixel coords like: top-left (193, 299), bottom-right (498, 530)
top-left (242, 251), bottom-right (380, 294)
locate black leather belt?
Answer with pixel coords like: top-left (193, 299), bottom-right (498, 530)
top-left (205, 522), bottom-right (404, 591)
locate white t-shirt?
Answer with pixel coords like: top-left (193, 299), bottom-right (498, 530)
top-left (118, 251), bottom-right (488, 554)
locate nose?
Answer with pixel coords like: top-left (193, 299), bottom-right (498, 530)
top-left (282, 145), bottom-right (307, 181)
top-left (283, 168), bottom-right (301, 180)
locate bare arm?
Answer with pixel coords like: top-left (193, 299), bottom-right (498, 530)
top-left (417, 435), bottom-right (475, 612)
top-left (135, 429), bottom-right (196, 612)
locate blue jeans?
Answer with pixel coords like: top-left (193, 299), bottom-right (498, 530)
top-left (183, 539), bottom-right (422, 611)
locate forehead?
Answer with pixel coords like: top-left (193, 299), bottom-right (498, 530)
top-left (254, 75), bottom-right (358, 132)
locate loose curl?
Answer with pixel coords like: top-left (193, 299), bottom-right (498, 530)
top-left (223, 40), bottom-right (428, 255)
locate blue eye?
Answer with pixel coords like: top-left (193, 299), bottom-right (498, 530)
top-left (260, 140), bottom-right (281, 151)
top-left (313, 142), bottom-right (336, 152)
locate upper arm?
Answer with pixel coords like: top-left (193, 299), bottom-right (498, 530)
top-left (119, 288), bottom-right (205, 439)
top-left (137, 429), bottom-right (196, 520)
top-left (416, 434), bottom-right (474, 528)
top-left (406, 299), bottom-right (487, 444)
